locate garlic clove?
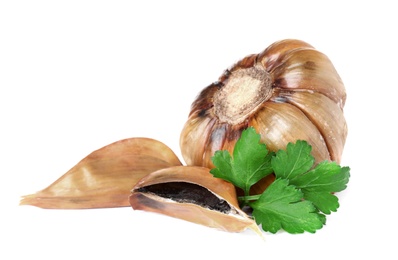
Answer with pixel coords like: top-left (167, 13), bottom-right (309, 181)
top-left (20, 138), bottom-right (182, 209)
top-left (180, 117), bottom-right (246, 169)
top-left (179, 113), bottom-right (215, 167)
top-left (130, 166), bottom-right (261, 234)
top-left (258, 39), bottom-right (314, 72)
top-left (277, 90), bottom-right (348, 163)
top-left (271, 48), bottom-right (346, 109)
top-left (251, 102), bottom-right (331, 164)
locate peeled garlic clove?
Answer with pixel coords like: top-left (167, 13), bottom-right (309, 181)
top-left (20, 138), bottom-right (182, 209)
top-left (130, 166), bottom-right (261, 234)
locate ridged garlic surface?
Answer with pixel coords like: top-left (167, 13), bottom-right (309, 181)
top-left (180, 39), bottom-right (347, 171)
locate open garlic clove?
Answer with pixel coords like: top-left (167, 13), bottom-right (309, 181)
top-left (20, 138), bottom-right (182, 209)
top-left (180, 39), bottom-right (347, 172)
top-left (130, 166), bottom-right (262, 234)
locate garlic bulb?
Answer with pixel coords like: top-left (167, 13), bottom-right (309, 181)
top-left (180, 39), bottom-right (347, 171)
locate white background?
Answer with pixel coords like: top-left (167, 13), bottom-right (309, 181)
top-left (1, 1), bottom-right (397, 259)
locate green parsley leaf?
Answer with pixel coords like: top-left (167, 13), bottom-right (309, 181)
top-left (272, 140), bottom-right (314, 179)
top-left (290, 162), bottom-right (351, 214)
top-left (210, 127), bottom-right (273, 195)
top-left (251, 178), bottom-right (326, 234)
top-left (210, 128), bottom-right (350, 235)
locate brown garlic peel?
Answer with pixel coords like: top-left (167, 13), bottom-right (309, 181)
top-left (20, 138), bottom-right (182, 209)
top-left (180, 39), bottom-right (347, 170)
top-left (130, 166), bottom-right (261, 234)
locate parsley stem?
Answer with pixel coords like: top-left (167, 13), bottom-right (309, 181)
top-left (238, 194), bottom-right (261, 202)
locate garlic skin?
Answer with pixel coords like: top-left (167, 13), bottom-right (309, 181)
top-left (130, 166), bottom-right (261, 234)
top-left (20, 138), bottom-right (182, 209)
top-left (180, 39), bottom-right (347, 171)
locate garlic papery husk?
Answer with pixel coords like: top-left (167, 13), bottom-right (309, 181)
top-left (20, 138), bottom-right (182, 209)
top-left (130, 166), bottom-right (261, 234)
top-left (180, 39), bottom-right (347, 172)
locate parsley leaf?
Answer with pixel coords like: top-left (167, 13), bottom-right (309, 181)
top-left (210, 127), bottom-right (273, 195)
top-left (290, 162), bottom-right (351, 214)
top-left (251, 178), bottom-right (326, 234)
top-left (210, 128), bottom-right (350, 234)
top-left (272, 140), bottom-right (351, 214)
top-left (271, 140), bottom-right (314, 179)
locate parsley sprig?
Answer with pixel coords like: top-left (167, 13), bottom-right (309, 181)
top-left (210, 127), bottom-right (350, 234)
